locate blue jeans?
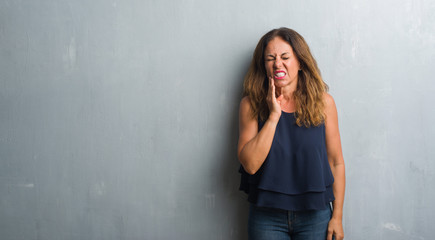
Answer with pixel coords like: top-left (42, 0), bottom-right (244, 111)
top-left (248, 204), bottom-right (334, 240)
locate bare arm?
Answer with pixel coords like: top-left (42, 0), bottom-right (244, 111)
top-left (237, 78), bottom-right (282, 175)
top-left (324, 93), bottom-right (346, 240)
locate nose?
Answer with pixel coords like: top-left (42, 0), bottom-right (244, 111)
top-left (273, 58), bottom-right (282, 68)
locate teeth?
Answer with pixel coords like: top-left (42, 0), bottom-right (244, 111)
top-left (275, 72), bottom-right (285, 77)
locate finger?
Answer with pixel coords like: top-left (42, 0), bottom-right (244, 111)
top-left (326, 230), bottom-right (333, 240)
top-left (272, 80), bottom-right (282, 100)
top-left (267, 77), bottom-right (273, 97)
top-left (269, 77), bottom-right (276, 101)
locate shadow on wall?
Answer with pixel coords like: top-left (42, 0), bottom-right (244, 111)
top-left (215, 55), bottom-right (251, 239)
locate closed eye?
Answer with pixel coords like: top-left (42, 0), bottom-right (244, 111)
top-left (265, 55), bottom-right (275, 61)
top-left (281, 53), bottom-right (290, 60)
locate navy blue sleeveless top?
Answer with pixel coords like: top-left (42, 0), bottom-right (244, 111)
top-left (239, 111), bottom-right (335, 211)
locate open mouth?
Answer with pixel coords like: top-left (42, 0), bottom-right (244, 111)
top-left (274, 71), bottom-right (286, 79)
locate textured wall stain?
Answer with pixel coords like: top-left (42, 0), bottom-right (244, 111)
top-left (382, 222), bottom-right (403, 232)
top-left (63, 37), bottom-right (76, 72)
top-left (205, 193), bottom-right (215, 209)
top-left (382, 222), bottom-right (426, 239)
top-left (351, 35), bottom-right (359, 59)
top-left (7, 183), bottom-right (35, 188)
top-left (92, 182), bottom-right (106, 197)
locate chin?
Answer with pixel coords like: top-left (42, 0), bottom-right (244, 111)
top-left (274, 80), bottom-right (289, 87)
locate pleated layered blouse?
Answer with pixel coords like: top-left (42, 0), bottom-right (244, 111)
top-left (239, 111), bottom-right (335, 211)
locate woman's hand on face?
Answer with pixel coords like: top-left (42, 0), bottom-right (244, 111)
top-left (266, 77), bottom-right (283, 123)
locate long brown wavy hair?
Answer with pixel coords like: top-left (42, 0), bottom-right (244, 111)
top-left (243, 27), bottom-right (328, 127)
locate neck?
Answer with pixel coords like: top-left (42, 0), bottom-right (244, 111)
top-left (275, 84), bottom-right (297, 100)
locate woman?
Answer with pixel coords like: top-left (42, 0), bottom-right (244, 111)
top-left (238, 28), bottom-right (345, 240)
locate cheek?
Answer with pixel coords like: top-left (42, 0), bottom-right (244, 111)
top-left (264, 63), bottom-right (272, 75)
top-left (285, 63), bottom-right (299, 74)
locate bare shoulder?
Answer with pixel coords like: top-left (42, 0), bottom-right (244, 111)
top-left (239, 96), bottom-right (256, 121)
top-left (323, 92), bottom-right (336, 111)
top-left (240, 96), bottom-right (253, 113)
top-left (240, 96), bottom-right (252, 108)
top-left (323, 92), bottom-right (335, 105)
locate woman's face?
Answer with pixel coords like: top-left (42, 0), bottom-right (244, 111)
top-left (264, 37), bottom-right (300, 89)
